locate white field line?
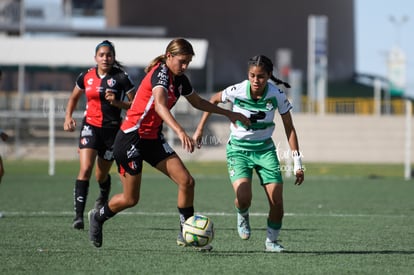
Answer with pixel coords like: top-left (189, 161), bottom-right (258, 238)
top-left (0, 211), bottom-right (408, 218)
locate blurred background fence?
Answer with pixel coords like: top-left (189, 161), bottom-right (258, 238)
top-left (0, 92), bottom-right (412, 164)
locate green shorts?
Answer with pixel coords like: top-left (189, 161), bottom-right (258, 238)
top-left (226, 143), bottom-right (283, 185)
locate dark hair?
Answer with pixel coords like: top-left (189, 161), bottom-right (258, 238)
top-left (145, 38), bottom-right (195, 73)
top-left (248, 55), bottom-right (290, 88)
top-left (95, 40), bottom-right (124, 69)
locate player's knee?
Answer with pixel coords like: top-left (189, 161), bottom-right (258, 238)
top-left (179, 175), bottom-right (195, 190)
top-left (79, 167), bottom-right (93, 179)
top-left (188, 176), bottom-right (195, 188)
top-left (123, 195), bottom-right (140, 208)
top-left (96, 174), bottom-right (109, 183)
top-left (236, 190), bottom-right (252, 206)
top-left (274, 199), bottom-right (283, 208)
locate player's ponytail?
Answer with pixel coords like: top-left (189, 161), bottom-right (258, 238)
top-left (145, 55), bottom-right (166, 73)
top-left (270, 75), bottom-right (291, 88)
top-left (145, 38), bottom-right (195, 73)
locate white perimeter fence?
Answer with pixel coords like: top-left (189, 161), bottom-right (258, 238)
top-left (0, 93), bottom-right (413, 180)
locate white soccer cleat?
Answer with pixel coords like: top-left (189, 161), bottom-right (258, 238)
top-left (237, 213), bottom-right (251, 240)
top-left (265, 241), bottom-right (285, 253)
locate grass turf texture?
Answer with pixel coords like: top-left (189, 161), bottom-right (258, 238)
top-left (0, 160), bottom-right (413, 274)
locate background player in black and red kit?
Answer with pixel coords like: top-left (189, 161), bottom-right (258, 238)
top-left (64, 40), bottom-right (135, 230)
top-left (88, 38), bottom-right (250, 250)
top-left (0, 69), bottom-right (9, 186)
top-left (0, 69), bottom-right (10, 218)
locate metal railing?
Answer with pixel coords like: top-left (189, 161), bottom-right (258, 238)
top-left (301, 97), bottom-right (410, 115)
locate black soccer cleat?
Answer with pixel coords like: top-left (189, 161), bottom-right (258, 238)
top-left (72, 216), bottom-right (84, 230)
top-left (88, 209), bottom-right (103, 248)
top-left (94, 194), bottom-right (108, 211)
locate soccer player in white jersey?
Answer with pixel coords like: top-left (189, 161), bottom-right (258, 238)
top-left (193, 55), bottom-right (304, 252)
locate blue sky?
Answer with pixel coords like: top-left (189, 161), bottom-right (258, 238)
top-left (355, 0), bottom-right (414, 94)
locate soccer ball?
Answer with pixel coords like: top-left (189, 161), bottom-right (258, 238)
top-left (182, 214), bottom-right (214, 247)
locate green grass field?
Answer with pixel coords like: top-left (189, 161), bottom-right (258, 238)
top-left (0, 160), bottom-right (413, 274)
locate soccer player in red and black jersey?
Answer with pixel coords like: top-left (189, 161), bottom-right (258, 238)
top-left (87, 38), bottom-right (250, 250)
top-left (0, 69), bottom-right (8, 187)
top-left (0, 128), bottom-right (8, 186)
top-left (64, 40), bottom-right (135, 230)
top-left (0, 69), bottom-right (9, 218)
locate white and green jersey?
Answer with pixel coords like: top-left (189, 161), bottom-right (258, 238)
top-left (221, 80), bottom-right (292, 151)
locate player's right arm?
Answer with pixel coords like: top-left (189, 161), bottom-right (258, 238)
top-left (64, 86), bottom-right (83, 132)
top-left (153, 86), bottom-right (195, 153)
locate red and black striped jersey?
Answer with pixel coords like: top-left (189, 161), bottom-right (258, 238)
top-left (76, 66), bottom-right (135, 128)
top-left (121, 62), bottom-right (193, 139)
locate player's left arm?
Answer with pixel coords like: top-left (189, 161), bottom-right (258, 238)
top-left (186, 92), bottom-right (250, 127)
top-left (281, 111), bottom-right (304, 185)
top-left (190, 91), bottom-right (224, 148)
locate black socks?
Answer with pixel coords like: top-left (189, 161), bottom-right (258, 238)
top-left (98, 174), bottom-right (111, 200)
top-left (95, 202), bottom-right (116, 223)
top-left (178, 206), bottom-right (194, 230)
top-left (74, 180), bottom-right (89, 218)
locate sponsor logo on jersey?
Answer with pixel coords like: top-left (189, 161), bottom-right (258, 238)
top-left (249, 111), bottom-right (266, 122)
top-left (87, 78), bottom-right (94, 85)
top-left (127, 144), bottom-right (138, 158)
top-left (81, 125), bottom-right (93, 137)
top-left (157, 65), bottom-right (169, 86)
top-left (157, 79), bottom-right (168, 86)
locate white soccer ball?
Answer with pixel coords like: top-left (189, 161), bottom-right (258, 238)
top-left (182, 214), bottom-right (214, 247)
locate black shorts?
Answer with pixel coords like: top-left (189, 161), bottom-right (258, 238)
top-left (113, 131), bottom-right (176, 175)
top-left (78, 121), bottom-right (118, 161)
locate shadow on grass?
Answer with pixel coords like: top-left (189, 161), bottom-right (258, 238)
top-left (199, 250), bottom-right (414, 257)
top-left (283, 250), bottom-right (414, 255)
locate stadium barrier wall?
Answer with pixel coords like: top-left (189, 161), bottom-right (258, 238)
top-left (0, 94), bottom-right (412, 166)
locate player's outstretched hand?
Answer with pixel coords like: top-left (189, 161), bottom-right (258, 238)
top-left (228, 111), bottom-right (251, 128)
top-left (192, 129), bottom-right (203, 149)
top-left (178, 131), bottom-right (195, 153)
top-left (294, 169), bottom-right (304, 185)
